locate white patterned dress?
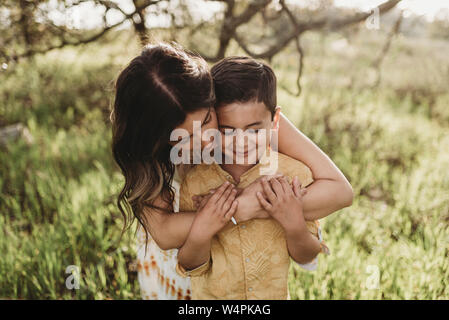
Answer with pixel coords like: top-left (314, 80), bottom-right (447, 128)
top-left (136, 167), bottom-right (192, 300)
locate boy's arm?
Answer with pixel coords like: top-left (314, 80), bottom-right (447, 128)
top-left (176, 230), bottom-right (213, 276)
top-left (177, 182), bottom-right (238, 276)
top-left (177, 177), bottom-right (213, 274)
top-left (143, 175), bottom-right (225, 250)
top-left (256, 176), bottom-right (327, 264)
top-left (286, 164), bottom-right (329, 263)
top-left (284, 221), bottom-right (322, 264)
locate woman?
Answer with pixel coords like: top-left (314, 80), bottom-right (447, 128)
top-left (111, 43), bottom-right (353, 300)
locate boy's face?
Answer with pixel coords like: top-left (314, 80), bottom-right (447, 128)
top-left (216, 100), bottom-right (280, 165)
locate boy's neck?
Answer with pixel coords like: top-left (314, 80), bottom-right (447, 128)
top-left (219, 147), bottom-right (272, 184)
top-left (220, 162), bottom-right (256, 185)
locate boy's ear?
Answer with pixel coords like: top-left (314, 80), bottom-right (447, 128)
top-left (272, 106), bottom-right (282, 130)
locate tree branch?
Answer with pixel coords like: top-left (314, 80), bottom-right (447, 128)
top-left (234, 0), bottom-right (402, 60)
top-left (371, 11), bottom-right (404, 87)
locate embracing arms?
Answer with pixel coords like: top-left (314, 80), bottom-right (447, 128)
top-left (143, 112), bottom-right (353, 250)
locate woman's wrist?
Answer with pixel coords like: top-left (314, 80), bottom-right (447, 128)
top-left (234, 193), bottom-right (269, 223)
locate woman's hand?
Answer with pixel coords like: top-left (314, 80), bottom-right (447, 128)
top-left (193, 183), bottom-right (265, 222)
top-left (256, 176), bottom-right (308, 232)
top-left (189, 182), bottom-right (238, 241)
top-left (193, 174), bottom-right (298, 223)
top-left (233, 178), bottom-right (269, 221)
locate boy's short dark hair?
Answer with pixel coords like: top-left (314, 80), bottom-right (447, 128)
top-left (211, 56), bottom-right (277, 117)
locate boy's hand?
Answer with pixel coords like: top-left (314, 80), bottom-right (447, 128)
top-left (256, 176), bottom-right (308, 232)
top-left (190, 182), bottom-right (238, 241)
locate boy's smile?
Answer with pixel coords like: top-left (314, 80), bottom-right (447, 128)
top-left (216, 100), bottom-right (280, 181)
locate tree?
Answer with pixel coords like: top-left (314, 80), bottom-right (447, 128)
top-left (1, 0), bottom-right (403, 93)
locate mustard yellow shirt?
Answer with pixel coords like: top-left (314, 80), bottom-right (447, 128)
top-left (176, 150), bottom-right (329, 299)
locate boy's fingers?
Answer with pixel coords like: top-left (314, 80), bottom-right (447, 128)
top-left (208, 187), bottom-right (217, 194)
top-left (278, 176), bottom-right (292, 195)
top-left (294, 176), bottom-right (303, 187)
top-left (300, 187), bottom-right (308, 197)
top-left (224, 200), bottom-right (238, 220)
top-left (217, 184), bottom-right (234, 208)
top-left (292, 177), bottom-right (300, 198)
top-left (210, 182), bottom-right (230, 203)
top-left (266, 173), bottom-right (283, 180)
top-left (269, 177), bottom-right (284, 196)
top-left (261, 178), bottom-right (277, 204)
top-left (292, 176), bottom-right (304, 198)
top-left (257, 191), bottom-right (273, 212)
top-left (199, 197), bottom-right (209, 209)
top-left (222, 189), bottom-right (237, 212)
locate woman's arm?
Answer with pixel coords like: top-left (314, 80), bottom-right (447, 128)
top-left (142, 199), bottom-right (196, 251)
top-left (143, 181), bottom-right (238, 251)
top-left (276, 112), bottom-right (353, 220)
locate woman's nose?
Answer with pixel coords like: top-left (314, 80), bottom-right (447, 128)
top-left (202, 132), bottom-right (222, 149)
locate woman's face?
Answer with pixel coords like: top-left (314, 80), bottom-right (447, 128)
top-left (170, 107), bottom-right (218, 152)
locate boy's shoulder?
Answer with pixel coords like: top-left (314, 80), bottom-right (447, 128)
top-left (274, 151), bottom-right (314, 187)
top-left (276, 151), bottom-right (307, 167)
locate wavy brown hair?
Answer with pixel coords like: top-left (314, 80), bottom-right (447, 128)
top-left (111, 43), bottom-right (214, 241)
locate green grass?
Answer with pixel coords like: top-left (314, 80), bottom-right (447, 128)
top-left (0, 29), bottom-right (448, 299)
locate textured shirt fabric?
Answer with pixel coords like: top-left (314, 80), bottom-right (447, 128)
top-left (176, 150), bottom-right (329, 300)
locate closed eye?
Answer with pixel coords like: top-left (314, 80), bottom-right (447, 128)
top-left (246, 128), bottom-right (260, 134)
top-left (221, 128), bottom-right (235, 136)
top-left (201, 108), bottom-right (212, 126)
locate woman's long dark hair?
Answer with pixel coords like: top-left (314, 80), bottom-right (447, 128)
top-left (111, 43), bottom-right (214, 241)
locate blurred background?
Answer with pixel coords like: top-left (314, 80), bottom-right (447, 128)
top-left (0, 0), bottom-right (448, 299)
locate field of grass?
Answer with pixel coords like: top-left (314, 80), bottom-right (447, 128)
top-left (0, 29), bottom-right (448, 299)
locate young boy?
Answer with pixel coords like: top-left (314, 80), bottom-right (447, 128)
top-left (175, 56), bottom-right (329, 299)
